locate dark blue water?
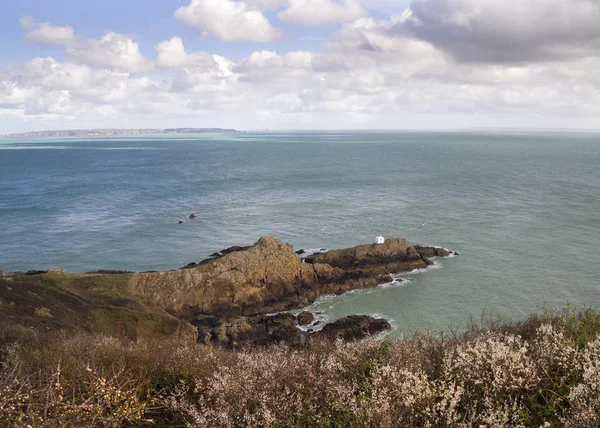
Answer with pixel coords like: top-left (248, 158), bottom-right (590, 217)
top-left (1, 131), bottom-right (599, 334)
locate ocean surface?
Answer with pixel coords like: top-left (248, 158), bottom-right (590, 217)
top-left (1, 131), bottom-right (599, 335)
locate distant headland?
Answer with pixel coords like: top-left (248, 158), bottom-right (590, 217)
top-left (4, 128), bottom-right (238, 138)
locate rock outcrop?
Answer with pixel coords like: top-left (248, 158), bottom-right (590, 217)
top-left (315, 316), bottom-right (391, 342)
top-left (194, 313), bottom-right (390, 348)
top-left (129, 237), bottom-right (320, 318)
top-left (414, 246), bottom-right (450, 259)
top-left (127, 237), bottom-right (449, 319)
top-left (297, 311), bottom-right (315, 326)
top-left (304, 238), bottom-right (426, 272)
top-left (2, 236), bottom-right (455, 347)
top-left (195, 313), bottom-right (305, 347)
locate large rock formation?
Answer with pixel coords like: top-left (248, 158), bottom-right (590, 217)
top-left (127, 237), bottom-right (443, 319)
top-left (128, 237), bottom-right (320, 318)
top-left (1, 236), bottom-right (454, 346)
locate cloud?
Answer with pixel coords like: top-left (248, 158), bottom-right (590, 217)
top-left (324, 16), bottom-right (449, 75)
top-left (175, 0), bottom-right (283, 42)
top-left (279, 0), bottom-right (368, 25)
top-left (65, 32), bottom-right (154, 73)
top-left (155, 37), bottom-right (215, 68)
top-left (244, 0), bottom-right (288, 11)
top-left (402, 0), bottom-right (600, 63)
top-left (6, 3), bottom-right (600, 131)
top-left (19, 17), bottom-right (153, 73)
top-left (20, 16), bottom-right (75, 46)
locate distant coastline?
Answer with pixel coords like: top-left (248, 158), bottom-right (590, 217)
top-left (4, 128), bottom-right (238, 138)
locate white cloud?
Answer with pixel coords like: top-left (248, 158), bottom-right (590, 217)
top-left (155, 37), bottom-right (215, 68)
top-left (65, 32), bottom-right (154, 73)
top-left (6, 1), bottom-right (600, 132)
top-left (279, 0), bottom-right (368, 25)
top-left (244, 0), bottom-right (288, 11)
top-left (174, 0), bottom-right (283, 42)
top-left (19, 16), bottom-right (75, 46)
top-left (19, 17), bottom-right (153, 73)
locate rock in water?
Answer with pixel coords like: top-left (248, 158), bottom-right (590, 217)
top-left (414, 246), bottom-right (450, 258)
top-left (315, 315), bottom-right (391, 341)
top-left (297, 311), bottom-right (315, 325)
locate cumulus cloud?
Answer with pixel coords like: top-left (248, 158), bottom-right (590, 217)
top-left (402, 0), bottom-right (600, 63)
top-left (20, 16), bottom-right (75, 46)
top-left (279, 0), bottom-right (368, 25)
top-left (19, 17), bottom-right (154, 73)
top-left (174, 0), bottom-right (283, 42)
top-left (155, 37), bottom-right (215, 68)
top-left (5, 1), bottom-right (600, 131)
top-left (65, 32), bottom-right (154, 73)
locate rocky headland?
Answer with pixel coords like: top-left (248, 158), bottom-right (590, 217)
top-left (0, 237), bottom-right (455, 347)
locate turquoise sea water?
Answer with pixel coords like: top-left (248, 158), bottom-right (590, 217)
top-left (1, 131), bottom-right (599, 335)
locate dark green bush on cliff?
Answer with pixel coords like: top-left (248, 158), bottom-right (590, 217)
top-left (2, 308), bottom-right (600, 427)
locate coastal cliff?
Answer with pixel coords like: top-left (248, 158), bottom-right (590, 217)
top-left (0, 237), bottom-right (453, 346)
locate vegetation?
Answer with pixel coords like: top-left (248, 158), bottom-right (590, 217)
top-left (1, 308), bottom-right (600, 427)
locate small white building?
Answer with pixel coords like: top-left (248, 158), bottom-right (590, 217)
top-left (376, 236), bottom-right (385, 244)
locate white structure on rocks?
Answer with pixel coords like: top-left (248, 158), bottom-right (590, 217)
top-left (376, 236), bottom-right (385, 244)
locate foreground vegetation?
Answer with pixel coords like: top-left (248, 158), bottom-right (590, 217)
top-left (1, 308), bottom-right (600, 427)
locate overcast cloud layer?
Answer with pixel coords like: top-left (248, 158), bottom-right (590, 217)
top-left (2, 0), bottom-right (600, 132)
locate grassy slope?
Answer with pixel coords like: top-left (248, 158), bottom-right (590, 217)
top-left (0, 272), bottom-right (196, 342)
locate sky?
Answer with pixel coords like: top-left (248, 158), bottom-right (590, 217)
top-left (1, 0), bottom-right (600, 132)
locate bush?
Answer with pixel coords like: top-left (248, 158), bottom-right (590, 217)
top-left (1, 308), bottom-right (600, 427)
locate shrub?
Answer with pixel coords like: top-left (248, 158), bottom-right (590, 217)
top-left (1, 308), bottom-right (600, 427)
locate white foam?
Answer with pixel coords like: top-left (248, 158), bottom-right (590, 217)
top-left (296, 311), bottom-right (329, 332)
top-left (296, 247), bottom-right (329, 258)
top-left (400, 260), bottom-right (442, 276)
top-left (378, 278), bottom-right (408, 289)
top-left (370, 313), bottom-right (398, 338)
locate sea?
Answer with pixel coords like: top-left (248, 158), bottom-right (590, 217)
top-left (1, 131), bottom-right (599, 335)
